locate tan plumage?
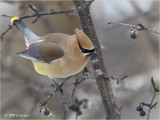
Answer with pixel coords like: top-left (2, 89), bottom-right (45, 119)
top-left (33, 29), bottom-right (92, 78)
top-left (11, 17), bottom-right (94, 78)
top-left (75, 29), bottom-right (94, 50)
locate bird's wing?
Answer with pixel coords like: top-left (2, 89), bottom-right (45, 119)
top-left (17, 41), bottom-right (64, 63)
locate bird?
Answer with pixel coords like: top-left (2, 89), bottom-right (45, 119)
top-left (11, 16), bottom-right (95, 78)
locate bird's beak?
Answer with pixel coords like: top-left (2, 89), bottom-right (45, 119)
top-left (89, 49), bottom-right (98, 55)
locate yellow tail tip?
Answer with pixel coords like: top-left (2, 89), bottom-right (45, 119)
top-left (11, 16), bottom-right (20, 23)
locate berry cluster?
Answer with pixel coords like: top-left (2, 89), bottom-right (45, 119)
top-left (40, 107), bottom-right (51, 116)
top-left (136, 105), bottom-right (146, 117)
top-left (67, 98), bottom-right (88, 116)
top-left (130, 31), bottom-right (137, 39)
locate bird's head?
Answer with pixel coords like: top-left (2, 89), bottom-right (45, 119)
top-left (74, 29), bottom-right (96, 55)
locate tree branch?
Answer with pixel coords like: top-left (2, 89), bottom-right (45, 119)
top-left (107, 21), bottom-right (160, 35)
top-left (63, 77), bottom-right (88, 119)
top-left (1, 7), bottom-right (77, 40)
top-left (138, 77), bottom-right (159, 119)
top-left (73, 1), bottom-right (120, 119)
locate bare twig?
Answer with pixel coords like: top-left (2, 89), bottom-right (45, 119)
top-left (39, 77), bottom-right (70, 106)
top-left (1, 24), bottom-right (14, 40)
top-left (71, 77), bottom-right (86, 101)
top-left (29, 4), bottom-right (41, 23)
top-left (1, 14), bottom-right (15, 18)
top-left (29, 4), bottom-right (39, 15)
top-left (39, 93), bottom-right (54, 113)
top-left (1, 8), bottom-right (77, 19)
top-left (138, 77), bottom-right (159, 119)
top-left (63, 77), bottom-right (86, 119)
top-left (52, 78), bottom-right (70, 95)
top-left (1, 7), bottom-right (77, 40)
top-left (146, 77), bottom-right (159, 119)
top-left (151, 77), bottom-right (159, 92)
top-left (37, 3), bottom-right (55, 32)
top-left (110, 75), bottom-right (128, 85)
top-left (75, 113), bottom-right (78, 120)
top-left (19, 8), bottom-right (76, 19)
top-left (107, 21), bottom-right (160, 35)
top-left (38, 77), bottom-right (70, 116)
top-left (73, 1), bottom-right (120, 119)
top-left (27, 92), bottom-right (43, 115)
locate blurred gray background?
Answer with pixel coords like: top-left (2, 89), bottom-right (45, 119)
top-left (1, 1), bottom-right (159, 119)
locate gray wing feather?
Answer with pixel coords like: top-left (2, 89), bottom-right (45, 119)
top-left (17, 50), bottom-right (45, 62)
top-left (17, 43), bottom-right (45, 62)
top-left (17, 41), bottom-right (64, 63)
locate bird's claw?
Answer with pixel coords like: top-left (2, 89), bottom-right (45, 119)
top-left (83, 67), bottom-right (90, 77)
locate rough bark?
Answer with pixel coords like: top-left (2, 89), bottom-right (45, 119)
top-left (73, 1), bottom-right (120, 119)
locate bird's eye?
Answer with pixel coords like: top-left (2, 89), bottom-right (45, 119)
top-left (78, 41), bottom-right (94, 54)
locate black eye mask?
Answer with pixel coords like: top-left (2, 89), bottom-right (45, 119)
top-left (78, 41), bottom-right (94, 54)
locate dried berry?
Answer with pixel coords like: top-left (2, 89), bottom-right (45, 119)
top-left (59, 88), bottom-right (63, 95)
top-left (42, 108), bottom-right (50, 116)
top-left (82, 98), bottom-right (88, 103)
top-left (136, 106), bottom-right (142, 111)
top-left (77, 110), bottom-right (82, 116)
top-left (83, 104), bottom-right (88, 109)
top-left (140, 110), bottom-right (146, 116)
top-left (82, 99), bottom-right (88, 109)
top-left (68, 104), bottom-right (80, 111)
top-left (130, 33), bottom-right (137, 39)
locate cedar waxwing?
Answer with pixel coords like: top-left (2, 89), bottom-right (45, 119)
top-left (11, 16), bottom-right (95, 78)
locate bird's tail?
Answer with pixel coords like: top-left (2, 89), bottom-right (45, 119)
top-left (11, 17), bottom-right (40, 46)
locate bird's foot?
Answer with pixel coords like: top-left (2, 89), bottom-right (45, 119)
top-left (51, 77), bottom-right (70, 95)
top-left (51, 79), bottom-right (64, 95)
top-left (83, 67), bottom-right (90, 77)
